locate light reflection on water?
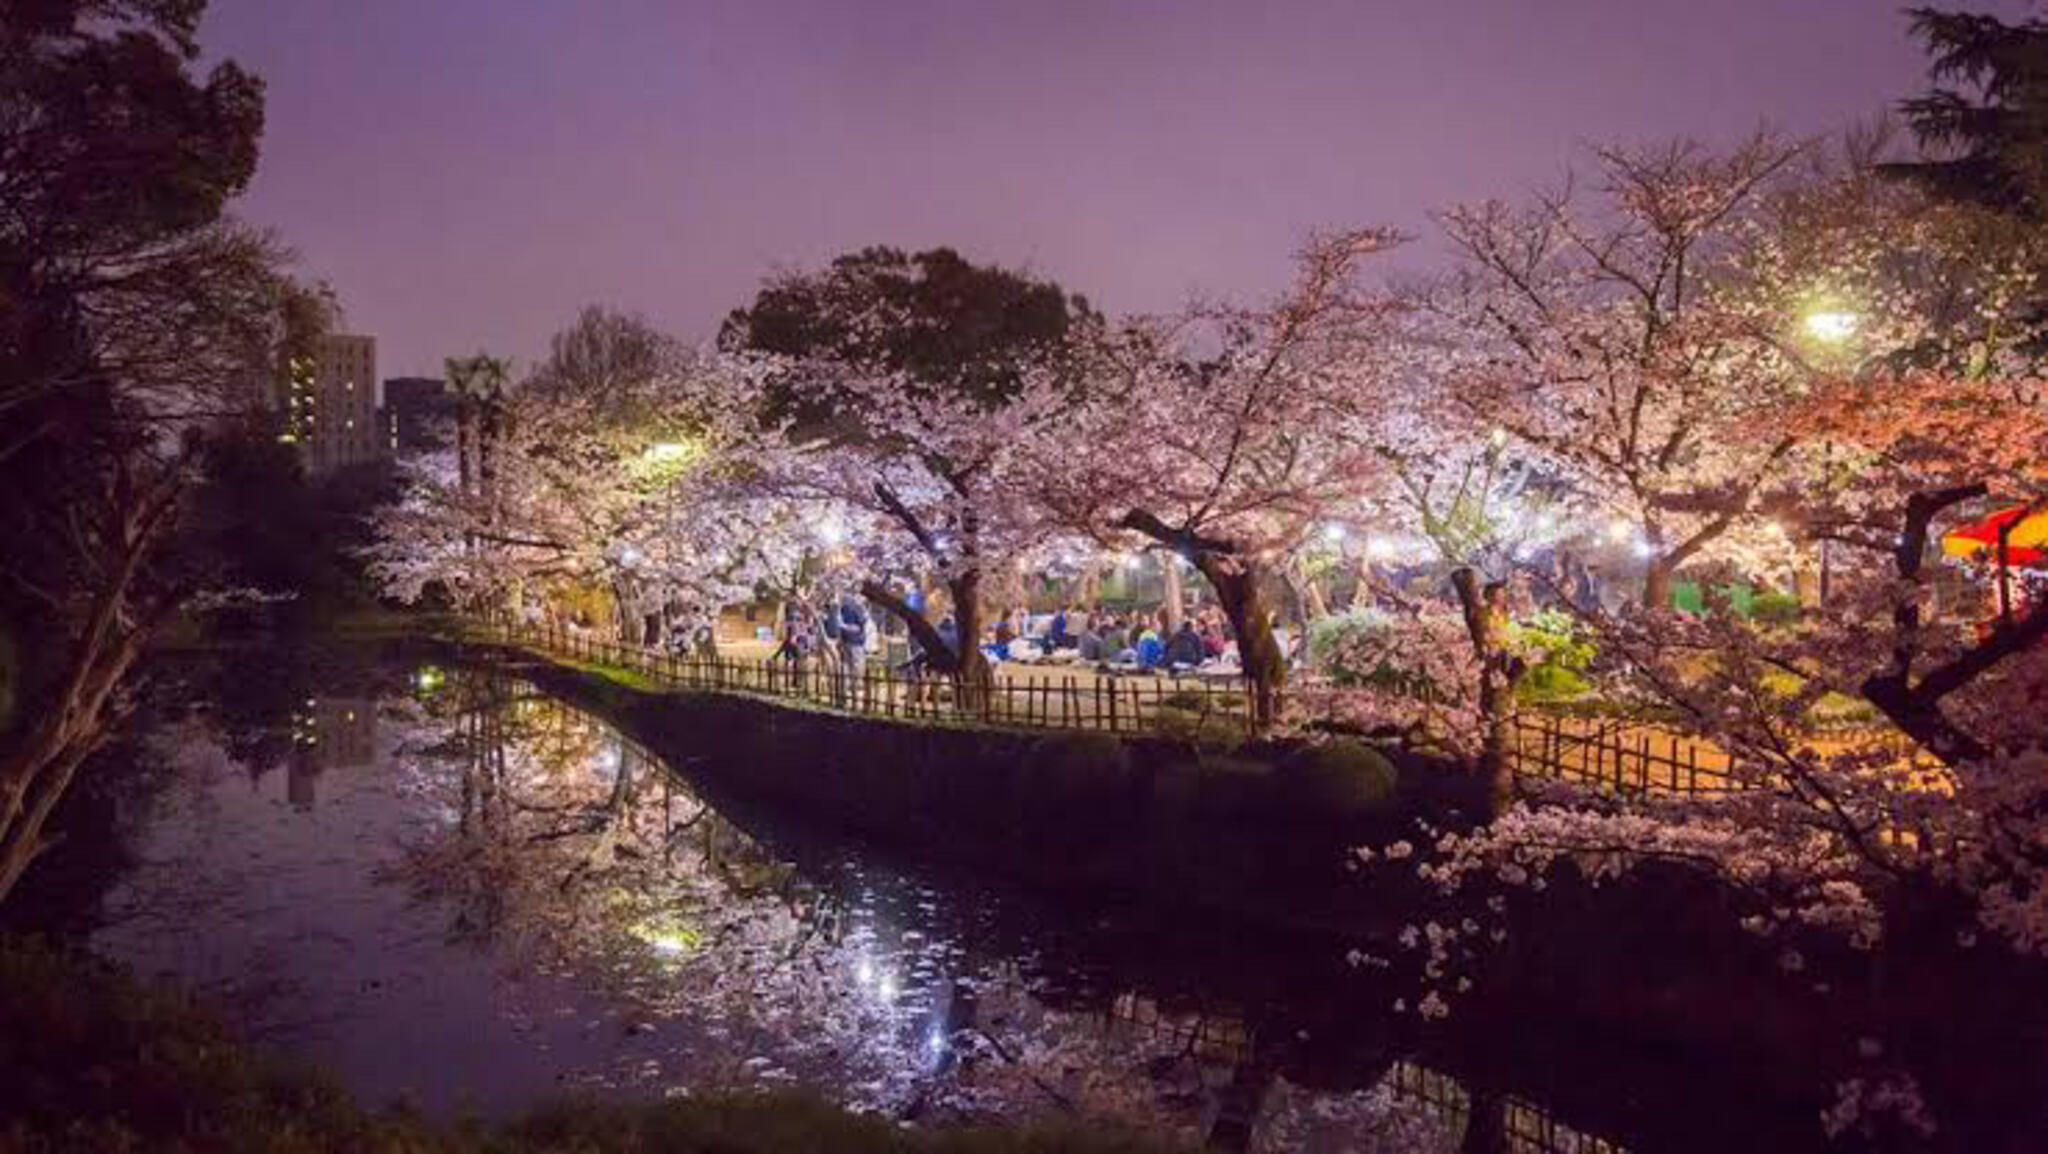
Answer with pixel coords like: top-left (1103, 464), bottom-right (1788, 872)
top-left (81, 661), bottom-right (1654, 1151)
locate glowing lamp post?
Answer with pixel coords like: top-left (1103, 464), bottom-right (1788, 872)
top-left (1800, 304), bottom-right (1860, 603)
top-left (1802, 308), bottom-right (1859, 345)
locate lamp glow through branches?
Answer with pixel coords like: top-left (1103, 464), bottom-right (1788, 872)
top-left (1803, 309), bottom-right (1859, 344)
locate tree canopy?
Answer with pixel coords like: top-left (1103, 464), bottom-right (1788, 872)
top-left (1895, 7), bottom-right (2048, 217)
top-left (718, 246), bottom-right (1098, 432)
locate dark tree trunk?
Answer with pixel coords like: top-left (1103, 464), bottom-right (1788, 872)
top-left (1193, 554), bottom-right (1285, 730)
top-left (947, 569), bottom-right (993, 710)
top-left (1641, 557), bottom-right (1674, 612)
top-left (1454, 567), bottom-right (1525, 819)
top-left (859, 569), bottom-right (992, 711)
top-left (1116, 510), bottom-right (1285, 731)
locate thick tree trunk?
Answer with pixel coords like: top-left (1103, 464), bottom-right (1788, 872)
top-left (1161, 559), bottom-right (1185, 632)
top-left (1116, 510), bottom-right (1285, 731)
top-left (859, 570), bottom-right (992, 711)
top-left (1454, 567), bottom-right (1525, 820)
top-left (1641, 558), bottom-right (1674, 612)
top-left (0, 579), bottom-right (147, 906)
top-left (1193, 555), bottom-right (1284, 730)
top-left (947, 570), bottom-right (993, 710)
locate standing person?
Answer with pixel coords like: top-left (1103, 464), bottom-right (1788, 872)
top-left (834, 594), bottom-right (869, 703)
top-left (773, 601), bottom-right (810, 667)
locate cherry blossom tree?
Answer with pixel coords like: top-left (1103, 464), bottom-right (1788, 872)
top-left (364, 323), bottom-right (793, 646)
top-left (698, 360), bottom-right (1080, 699)
top-left (1428, 135), bottom-right (1828, 610)
top-left (1370, 371), bottom-right (2048, 1037)
top-left (1037, 230), bottom-right (1405, 728)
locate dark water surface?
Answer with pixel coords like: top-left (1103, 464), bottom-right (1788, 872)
top-left (12, 643), bottom-right (1970, 1151)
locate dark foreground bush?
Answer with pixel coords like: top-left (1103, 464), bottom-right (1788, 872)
top-left (0, 937), bottom-right (1187, 1154)
top-left (1278, 737), bottom-right (1398, 814)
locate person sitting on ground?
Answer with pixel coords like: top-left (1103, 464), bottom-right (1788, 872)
top-left (1077, 624), bottom-right (1104, 663)
top-left (1135, 625), bottom-right (1165, 670)
top-left (1199, 618), bottom-right (1226, 659)
top-left (1099, 617), bottom-right (1130, 665)
top-left (994, 616), bottom-right (1016, 648)
top-left (1049, 606), bottom-right (1071, 649)
top-left (1164, 620), bottom-right (1205, 669)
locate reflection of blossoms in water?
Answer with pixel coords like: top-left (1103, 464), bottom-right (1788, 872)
top-left (380, 680), bottom-right (1267, 1133)
top-left (349, 673), bottom-right (1650, 1148)
top-left (1251, 1076), bottom-right (1463, 1154)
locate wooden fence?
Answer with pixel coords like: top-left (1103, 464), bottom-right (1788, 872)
top-left (458, 618), bottom-right (1857, 799)
top-left (463, 618), bottom-right (1268, 737)
top-left (1507, 712), bottom-right (1743, 795)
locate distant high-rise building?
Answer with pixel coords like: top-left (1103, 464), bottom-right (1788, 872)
top-left (284, 696), bottom-right (377, 811)
top-left (279, 333), bottom-right (382, 474)
top-left (381, 376), bottom-right (453, 457)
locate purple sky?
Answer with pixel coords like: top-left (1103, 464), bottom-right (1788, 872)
top-left (201, 0), bottom-right (2025, 379)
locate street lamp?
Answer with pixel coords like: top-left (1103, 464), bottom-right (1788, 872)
top-left (1799, 304), bottom-right (1861, 603)
top-left (1803, 308), bottom-right (1859, 344)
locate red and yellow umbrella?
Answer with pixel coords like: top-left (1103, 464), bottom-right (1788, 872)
top-left (1942, 506), bottom-right (2048, 568)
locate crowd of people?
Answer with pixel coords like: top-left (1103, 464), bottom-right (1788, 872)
top-left (989, 604), bottom-right (1247, 673)
top-left (767, 589), bottom-right (1285, 694)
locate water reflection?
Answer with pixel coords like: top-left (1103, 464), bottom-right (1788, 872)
top-left (71, 655), bottom-right (1824, 1149)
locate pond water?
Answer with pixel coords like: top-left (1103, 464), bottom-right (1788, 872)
top-left (6, 643), bottom-right (1956, 1152)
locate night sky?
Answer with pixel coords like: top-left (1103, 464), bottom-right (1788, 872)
top-left (202, 0), bottom-right (2025, 379)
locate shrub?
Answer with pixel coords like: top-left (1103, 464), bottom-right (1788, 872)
top-left (1279, 737), bottom-right (1398, 813)
top-left (1752, 590), bottom-right (1802, 627)
top-left (1306, 609), bottom-right (1433, 694)
top-left (1152, 704), bottom-right (1248, 748)
top-left (1510, 608), bottom-right (1595, 702)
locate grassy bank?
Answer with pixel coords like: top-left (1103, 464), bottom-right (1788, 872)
top-left (0, 938), bottom-right (1183, 1154)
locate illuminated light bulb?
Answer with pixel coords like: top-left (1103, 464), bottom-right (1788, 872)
top-left (1803, 309), bottom-right (1859, 343)
top-left (1323, 523), bottom-right (1347, 543)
